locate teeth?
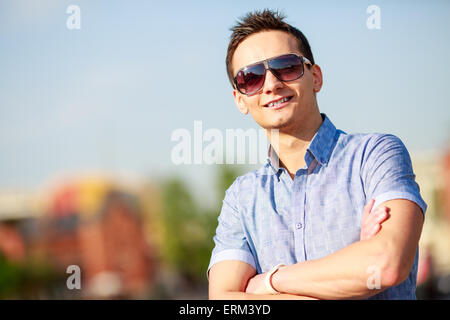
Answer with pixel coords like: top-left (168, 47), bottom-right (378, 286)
top-left (268, 97), bottom-right (289, 108)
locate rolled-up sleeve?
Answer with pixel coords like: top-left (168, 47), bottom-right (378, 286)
top-left (361, 134), bottom-right (427, 215)
top-left (207, 179), bottom-right (256, 279)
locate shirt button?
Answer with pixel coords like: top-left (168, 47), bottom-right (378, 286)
top-left (295, 223), bottom-right (303, 229)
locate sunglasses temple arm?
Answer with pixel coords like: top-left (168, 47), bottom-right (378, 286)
top-left (302, 57), bottom-right (312, 66)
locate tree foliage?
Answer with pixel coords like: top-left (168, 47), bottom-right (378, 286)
top-left (159, 165), bottom-right (243, 283)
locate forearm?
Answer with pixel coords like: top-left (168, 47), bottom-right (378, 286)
top-left (272, 200), bottom-right (423, 300)
top-left (272, 238), bottom-right (397, 300)
top-left (211, 291), bottom-right (317, 300)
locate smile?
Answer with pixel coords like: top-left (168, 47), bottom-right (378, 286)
top-left (264, 96), bottom-right (293, 109)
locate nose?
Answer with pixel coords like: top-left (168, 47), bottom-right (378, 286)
top-left (263, 69), bottom-right (284, 94)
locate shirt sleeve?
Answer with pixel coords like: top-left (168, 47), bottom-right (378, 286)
top-left (207, 178), bottom-right (256, 279)
top-left (361, 134), bottom-right (427, 215)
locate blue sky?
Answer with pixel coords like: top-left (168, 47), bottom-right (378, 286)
top-left (0, 0), bottom-right (449, 195)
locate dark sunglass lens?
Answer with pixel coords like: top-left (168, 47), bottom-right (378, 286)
top-left (236, 64), bottom-right (265, 94)
top-left (269, 55), bottom-right (303, 81)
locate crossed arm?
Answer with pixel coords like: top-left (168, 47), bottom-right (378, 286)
top-left (209, 199), bottom-right (424, 300)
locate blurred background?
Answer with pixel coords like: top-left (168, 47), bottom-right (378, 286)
top-left (0, 0), bottom-right (449, 299)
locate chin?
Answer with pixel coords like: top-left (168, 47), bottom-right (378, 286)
top-left (261, 121), bottom-right (291, 131)
top-left (268, 116), bottom-right (296, 129)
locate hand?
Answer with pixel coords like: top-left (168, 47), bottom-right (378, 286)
top-left (360, 198), bottom-right (390, 241)
top-left (245, 272), bottom-right (271, 294)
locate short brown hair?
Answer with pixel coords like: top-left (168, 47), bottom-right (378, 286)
top-left (226, 9), bottom-right (315, 88)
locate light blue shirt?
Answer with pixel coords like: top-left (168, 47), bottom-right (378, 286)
top-left (208, 113), bottom-right (427, 299)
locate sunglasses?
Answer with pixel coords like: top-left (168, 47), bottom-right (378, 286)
top-left (233, 53), bottom-right (312, 96)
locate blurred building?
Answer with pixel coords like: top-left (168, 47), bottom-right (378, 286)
top-left (443, 151), bottom-right (450, 224)
top-left (0, 177), bottom-right (158, 299)
top-left (412, 148), bottom-right (450, 299)
top-left (0, 190), bottom-right (34, 262)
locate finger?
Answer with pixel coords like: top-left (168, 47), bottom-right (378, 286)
top-left (366, 223), bottom-right (381, 239)
top-left (362, 206), bottom-right (388, 230)
top-left (362, 217), bottom-right (383, 240)
top-left (362, 198), bottom-right (375, 222)
top-left (367, 207), bottom-right (387, 226)
top-left (375, 208), bottom-right (389, 224)
top-left (362, 204), bottom-right (381, 228)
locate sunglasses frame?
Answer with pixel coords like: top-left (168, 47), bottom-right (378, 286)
top-left (233, 53), bottom-right (312, 96)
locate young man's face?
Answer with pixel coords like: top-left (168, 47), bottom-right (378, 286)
top-left (232, 30), bottom-right (322, 131)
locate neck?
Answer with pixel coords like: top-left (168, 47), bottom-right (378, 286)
top-left (267, 111), bottom-right (323, 179)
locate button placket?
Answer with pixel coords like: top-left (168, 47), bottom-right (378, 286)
top-left (292, 168), bottom-right (308, 262)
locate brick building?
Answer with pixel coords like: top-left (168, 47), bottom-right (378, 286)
top-left (0, 178), bottom-right (157, 299)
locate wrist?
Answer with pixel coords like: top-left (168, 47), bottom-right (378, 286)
top-left (265, 264), bottom-right (285, 294)
top-left (271, 264), bottom-right (288, 293)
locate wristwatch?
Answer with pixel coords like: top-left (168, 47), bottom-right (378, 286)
top-left (265, 264), bottom-right (285, 294)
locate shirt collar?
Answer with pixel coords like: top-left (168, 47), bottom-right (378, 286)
top-left (267, 113), bottom-right (337, 174)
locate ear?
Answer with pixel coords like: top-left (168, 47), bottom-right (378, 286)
top-left (233, 89), bottom-right (249, 115)
top-left (310, 64), bottom-right (323, 93)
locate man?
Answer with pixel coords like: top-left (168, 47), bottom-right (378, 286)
top-left (208, 9), bottom-right (426, 300)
